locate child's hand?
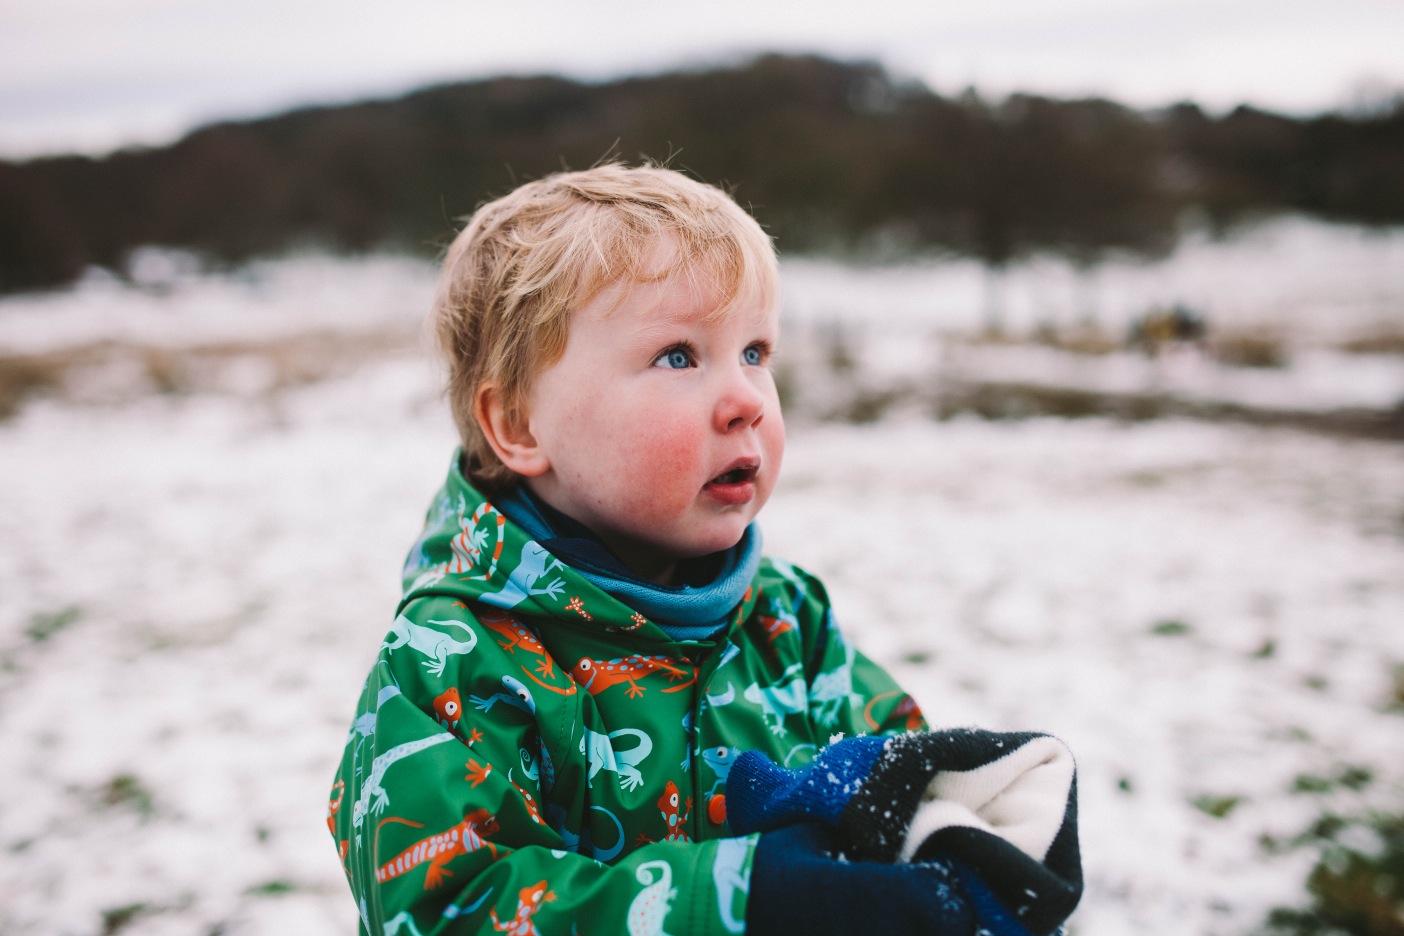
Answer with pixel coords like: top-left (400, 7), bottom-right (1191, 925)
top-left (747, 822), bottom-right (999, 936)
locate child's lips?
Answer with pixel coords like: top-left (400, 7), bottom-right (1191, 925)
top-left (704, 460), bottom-right (759, 505)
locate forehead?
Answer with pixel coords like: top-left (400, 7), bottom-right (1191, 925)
top-left (587, 265), bottom-right (779, 337)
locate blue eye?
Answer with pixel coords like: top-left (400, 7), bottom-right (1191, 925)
top-left (653, 346), bottom-right (693, 369)
top-left (742, 346), bottom-right (762, 366)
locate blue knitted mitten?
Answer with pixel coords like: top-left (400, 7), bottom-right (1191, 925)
top-left (731, 730), bottom-right (1083, 936)
top-left (728, 734), bottom-right (890, 835)
top-left (747, 823), bottom-right (1007, 936)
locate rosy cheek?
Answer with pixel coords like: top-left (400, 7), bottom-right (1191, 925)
top-left (619, 424), bottom-right (701, 508)
top-left (765, 407), bottom-right (786, 463)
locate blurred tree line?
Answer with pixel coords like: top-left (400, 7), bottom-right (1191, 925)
top-left (1, 54), bottom-right (1401, 293)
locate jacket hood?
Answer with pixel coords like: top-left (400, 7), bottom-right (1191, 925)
top-left (399, 454), bottom-right (761, 645)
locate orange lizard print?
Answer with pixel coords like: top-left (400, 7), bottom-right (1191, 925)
top-left (569, 654), bottom-right (696, 699)
top-left (446, 503), bottom-right (505, 579)
top-left (607, 610), bottom-right (649, 634)
top-left (327, 780), bottom-right (350, 879)
top-left (491, 880), bottom-right (556, 935)
top-left (508, 769), bottom-right (543, 825)
top-left (326, 779), bottom-right (345, 836)
top-left (863, 690), bottom-right (925, 732)
top-left (433, 687), bottom-right (464, 731)
top-left (476, 609), bottom-right (577, 696)
top-left (374, 808), bottom-right (501, 890)
top-left (479, 610), bottom-right (553, 673)
top-left (892, 694), bottom-right (924, 730)
top-left (465, 759), bottom-right (492, 788)
top-left (636, 780), bottom-right (692, 846)
top-left (750, 596), bottom-right (799, 659)
top-left (754, 613), bottom-right (794, 658)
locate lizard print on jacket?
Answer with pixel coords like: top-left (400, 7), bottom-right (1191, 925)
top-left (329, 455), bottom-right (925, 935)
top-left (373, 808), bottom-right (501, 889)
top-left (569, 654), bottom-right (696, 699)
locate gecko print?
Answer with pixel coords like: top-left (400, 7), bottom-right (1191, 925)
top-left (636, 781), bottom-right (692, 846)
top-left (701, 745), bottom-right (739, 797)
top-left (476, 607), bottom-right (578, 696)
top-left (742, 663), bottom-right (809, 736)
top-left (628, 861), bottom-right (678, 936)
top-left (711, 837), bottom-right (751, 935)
top-left (752, 597), bottom-right (798, 658)
top-left (446, 503), bottom-right (506, 579)
top-left (380, 614), bottom-right (477, 677)
top-left (569, 654), bottom-right (696, 699)
top-left (864, 689), bottom-right (925, 732)
top-left (807, 624), bottom-right (862, 728)
top-left (373, 808), bottom-right (501, 889)
top-left (491, 880), bottom-right (556, 936)
top-left (582, 727), bottom-right (654, 791)
top-left (402, 496), bottom-right (505, 592)
top-left (479, 542), bottom-right (567, 610)
top-left (431, 687), bottom-right (464, 731)
top-left (329, 453), bottom-right (926, 935)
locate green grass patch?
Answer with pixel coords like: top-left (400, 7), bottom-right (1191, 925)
top-left (246, 879), bottom-right (297, 896)
top-left (1191, 794), bottom-right (1242, 818)
top-left (26, 605), bottom-right (81, 642)
top-left (101, 903), bottom-right (150, 936)
top-left (1260, 812), bottom-right (1404, 936)
top-left (1289, 763), bottom-right (1370, 797)
top-left (1294, 774), bottom-right (1335, 795)
top-left (98, 774), bottom-right (155, 817)
top-left (1151, 619), bottom-right (1191, 636)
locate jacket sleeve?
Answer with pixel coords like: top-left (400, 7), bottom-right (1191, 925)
top-left (328, 598), bottom-right (758, 936)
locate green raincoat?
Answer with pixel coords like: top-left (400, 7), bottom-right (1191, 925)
top-left (328, 458), bottom-right (925, 935)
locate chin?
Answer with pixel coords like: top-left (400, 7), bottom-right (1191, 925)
top-left (682, 524), bottom-right (752, 559)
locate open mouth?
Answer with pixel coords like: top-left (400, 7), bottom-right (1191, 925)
top-left (709, 463), bottom-right (758, 486)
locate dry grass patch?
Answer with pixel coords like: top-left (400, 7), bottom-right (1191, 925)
top-left (1209, 329), bottom-right (1291, 369)
top-left (1339, 329), bottom-right (1404, 356)
top-left (0, 326), bottom-right (420, 418)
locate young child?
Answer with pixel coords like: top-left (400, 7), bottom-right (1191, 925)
top-left (328, 165), bottom-right (1081, 935)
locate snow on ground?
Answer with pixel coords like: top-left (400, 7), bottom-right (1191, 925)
top-left (769, 418), bottom-right (1404, 935)
top-left (0, 252), bottom-right (438, 355)
top-left (1, 230), bottom-right (1402, 935)
top-left (781, 215), bottom-right (1404, 344)
top-left (1, 350), bottom-right (1400, 935)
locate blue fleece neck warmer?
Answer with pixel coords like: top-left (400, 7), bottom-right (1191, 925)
top-left (494, 483), bottom-right (761, 639)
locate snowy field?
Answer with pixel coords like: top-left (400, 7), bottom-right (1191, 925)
top-left (1, 222), bottom-right (1402, 936)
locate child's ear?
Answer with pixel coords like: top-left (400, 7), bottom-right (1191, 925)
top-left (474, 383), bottom-right (550, 478)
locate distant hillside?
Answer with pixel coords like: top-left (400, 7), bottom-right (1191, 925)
top-left (2, 54), bottom-right (1401, 293)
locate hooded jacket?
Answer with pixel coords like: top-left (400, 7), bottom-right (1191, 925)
top-left (328, 457), bottom-right (925, 935)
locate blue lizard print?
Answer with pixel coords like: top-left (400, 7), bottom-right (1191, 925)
top-left (701, 745), bottom-right (740, 797)
top-left (478, 542), bottom-right (567, 609)
top-left (471, 675), bottom-right (536, 715)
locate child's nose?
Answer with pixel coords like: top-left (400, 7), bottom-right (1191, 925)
top-left (714, 371), bottom-right (766, 432)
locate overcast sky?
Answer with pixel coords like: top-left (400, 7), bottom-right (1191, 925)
top-left (2, 0), bottom-right (1402, 159)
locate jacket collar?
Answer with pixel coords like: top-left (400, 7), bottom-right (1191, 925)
top-left (397, 452), bottom-right (762, 645)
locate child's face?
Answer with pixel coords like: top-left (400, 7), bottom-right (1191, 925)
top-left (520, 264), bottom-right (784, 583)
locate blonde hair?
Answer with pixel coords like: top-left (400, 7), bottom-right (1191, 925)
top-left (432, 163), bottom-right (779, 495)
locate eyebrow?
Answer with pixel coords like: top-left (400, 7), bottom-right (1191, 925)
top-left (625, 314), bottom-right (702, 351)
